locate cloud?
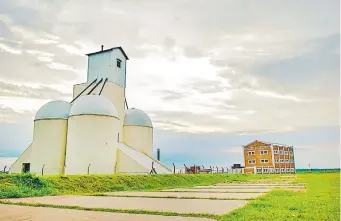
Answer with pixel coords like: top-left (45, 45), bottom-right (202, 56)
top-left (0, 0), bottom-right (339, 168)
top-left (0, 42), bottom-right (21, 54)
top-left (0, 81), bottom-right (72, 100)
top-left (0, 157), bottom-right (17, 170)
top-left (252, 90), bottom-right (305, 102)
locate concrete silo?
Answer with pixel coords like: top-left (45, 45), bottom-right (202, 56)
top-left (123, 108), bottom-right (153, 155)
top-left (65, 95), bottom-right (120, 175)
top-left (30, 100), bottom-right (71, 175)
top-left (72, 47), bottom-right (129, 143)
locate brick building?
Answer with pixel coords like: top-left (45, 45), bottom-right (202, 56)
top-left (243, 140), bottom-right (295, 174)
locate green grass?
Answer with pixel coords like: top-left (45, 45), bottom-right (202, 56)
top-left (220, 173), bottom-right (340, 221)
top-left (1, 173), bottom-right (338, 221)
top-left (0, 173), bottom-right (275, 199)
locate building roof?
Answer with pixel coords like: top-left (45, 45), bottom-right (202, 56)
top-left (124, 108), bottom-right (152, 127)
top-left (86, 46), bottom-right (129, 60)
top-left (35, 100), bottom-right (71, 120)
top-left (69, 95), bottom-right (119, 118)
top-left (243, 140), bottom-right (292, 148)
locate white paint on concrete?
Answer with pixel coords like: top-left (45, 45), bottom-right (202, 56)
top-left (116, 149), bottom-right (149, 174)
top-left (9, 144), bottom-right (32, 173)
top-left (117, 143), bottom-right (172, 174)
top-left (123, 125), bottom-right (153, 155)
top-left (31, 119), bottom-right (68, 175)
top-left (65, 115), bottom-right (120, 175)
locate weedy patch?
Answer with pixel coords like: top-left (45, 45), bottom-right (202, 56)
top-left (0, 173), bottom-right (274, 199)
top-left (219, 173), bottom-right (340, 221)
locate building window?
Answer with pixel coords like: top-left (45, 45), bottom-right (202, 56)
top-left (275, 159), bottom-right (279, 163)
top-left (286, 168), bottom-right (290, 172)
top-left (260, 150), bottom-right (268, 155)
top-left (280, 159), bottom-right (285, 163)
top-left (281, 168), bottom-right (285, 172)
top-left (279, 150), bottom-right (283, 155)
top-left (116, 59), bottom-right (122, 68)
top-left (22, 163), bottom-right (30, 173)
top-left (263, 168), bottom-right (268, 173)
top-left (248, 151), bottom-right (255, 156)
top-left (284, 151), bottom-right (288, 155)
top-left (291, 168), bottom-right (295, 172)
top-left (248, 160), bottom-right (256, 164)
top-left (274, 150), bottom-right (278, 154)
top-left (260, 159), bottom-right (269, 163)
top-left (256, 168), bottom-right (262, 173)
top-left (276, 168), bottom-right (280, 173)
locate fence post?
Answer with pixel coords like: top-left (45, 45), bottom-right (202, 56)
top-left (87, 164), bottom-right (91, 175)
top-left (184, 164), bottom-right (188, 174)
top-left (41, 164), bottom-right (45, 176)
top-left (172, 163), bottom-right (176, 174)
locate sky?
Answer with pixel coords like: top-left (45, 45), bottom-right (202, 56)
top-left (0, 0), bottom-right (339, 170)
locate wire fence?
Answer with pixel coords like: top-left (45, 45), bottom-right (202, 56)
top-left (173, 166), bottom-right (244, 174)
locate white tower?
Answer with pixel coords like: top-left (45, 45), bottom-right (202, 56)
top-left (123, 108), bottom-right (153, 155)
top-left (64, 95), bottom-right (120, 175)
top-left (31, 100), bottom-right (71, 175)
top-left (73, 46), bottom-right (129, 142)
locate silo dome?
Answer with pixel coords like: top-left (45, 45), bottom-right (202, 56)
top-left (69, 95), bottom-right (119, 118)
top-left (124, 108), bottom-right (152, 127)
top-left (35, 100), bottom-right (71, 120)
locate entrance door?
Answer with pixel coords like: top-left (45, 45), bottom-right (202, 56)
top-left (22, 163), bottom-right (30, 173)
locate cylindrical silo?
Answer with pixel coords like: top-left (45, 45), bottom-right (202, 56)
top-left (123, 108), bottom-right (153, 155)
top-left (65, 95), bottom-right (120, 175)
top-left (31, 100), bottom-right (71, 175)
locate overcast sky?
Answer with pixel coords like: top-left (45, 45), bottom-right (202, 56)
top-left (0, 0), bottom-right (339, 170)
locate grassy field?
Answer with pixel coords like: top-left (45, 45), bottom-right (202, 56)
top-left (0, 173), bottom-right (274, 199)
top-left (220, 172), bottom-right (340, 221)
top-left (0, 172), bottom-right (339, 221)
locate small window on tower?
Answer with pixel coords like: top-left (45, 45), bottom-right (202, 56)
top-left (116, 59), bottom-right (122, 68)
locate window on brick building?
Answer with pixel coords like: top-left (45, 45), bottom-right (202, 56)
top-left (274, 150), bottom-right (278, 154)
top-left (260, 159), bottom-right (269, 163)
top-left (260, 150), bottom-right (268, 155)
top-left (248, 160), bottom-right (256, 164)
top-left (248, 151), bottom-right (255, 156)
